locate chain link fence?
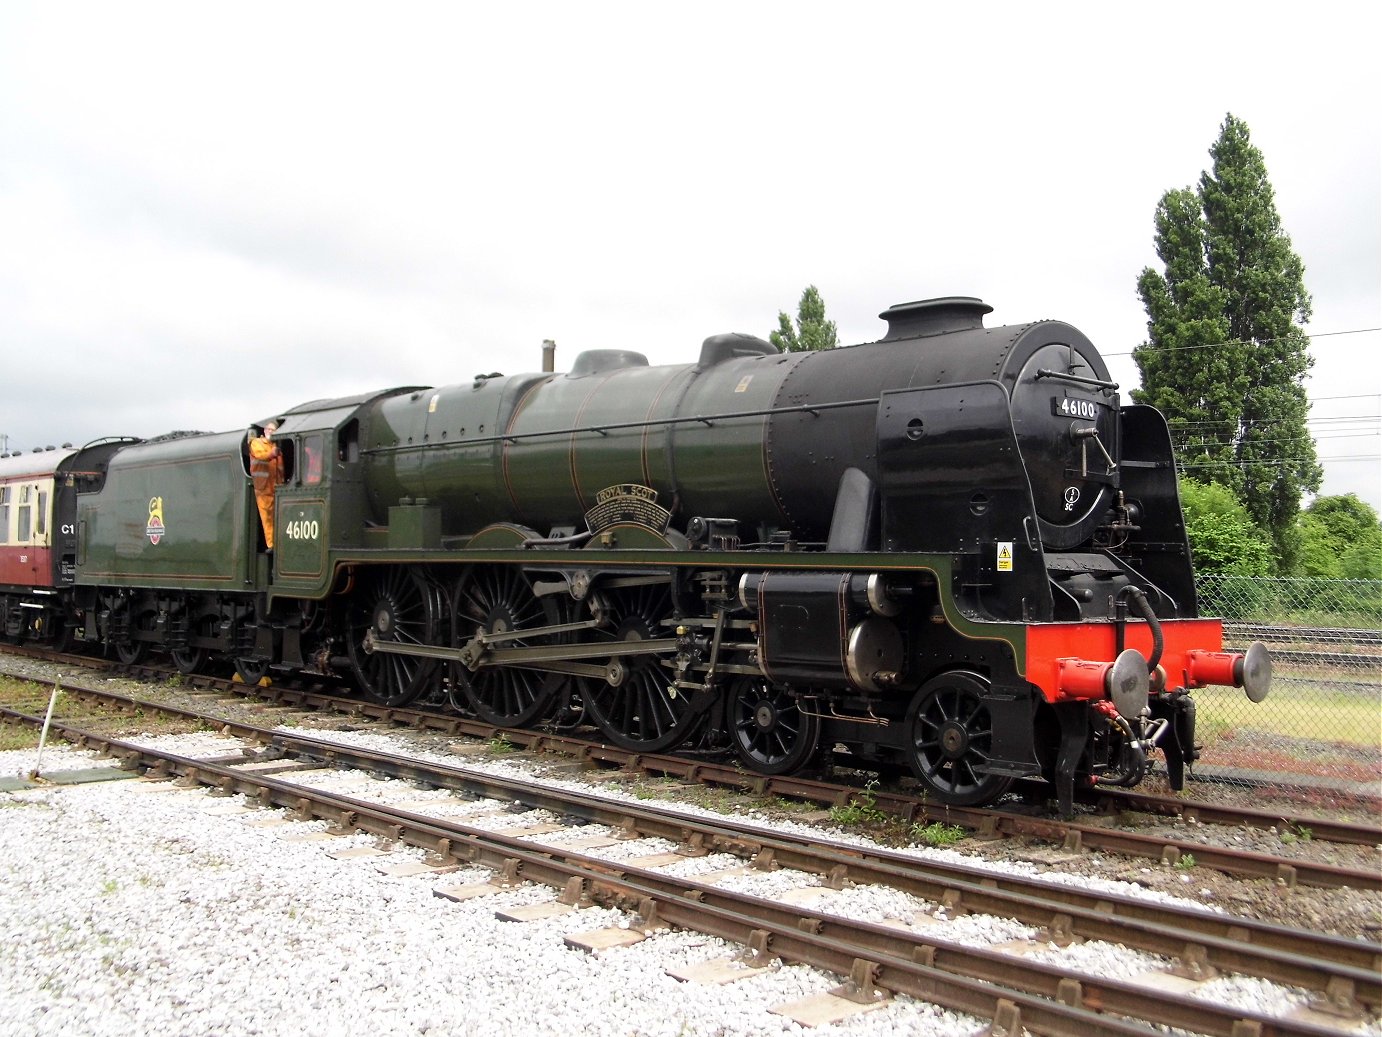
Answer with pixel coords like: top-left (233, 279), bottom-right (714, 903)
top-left (1186, 576), bottom-right (1381, 810)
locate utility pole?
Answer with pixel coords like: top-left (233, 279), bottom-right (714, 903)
top-left (0, 432), bottom-right (8, 454)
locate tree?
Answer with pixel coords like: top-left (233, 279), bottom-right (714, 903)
top-left (1295, 494), bottom-right (1382, 580)
top-left (1178, 478), bottom-right (1274, 577)
top-left (1133, 114), bottom-right (1320, 566)
top-left (769, 285), bottom-right (838, 352)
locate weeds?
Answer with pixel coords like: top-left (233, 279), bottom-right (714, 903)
top-left (911, 821), bottom-right (966, 847)
top-left (829, 780), bottom-right (889, 827)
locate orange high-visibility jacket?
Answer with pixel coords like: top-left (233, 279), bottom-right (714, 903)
top-left (249, 435), bottom-right (284, 548)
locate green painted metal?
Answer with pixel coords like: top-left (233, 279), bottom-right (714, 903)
top-left (77, 431), bottom-right (256, 591)
top-left (276, 496), bottom-right (327, 581)
top-left (360, 353), bottom-right (804, 539)
top-left (280, 540), bottom-right (1030, 671)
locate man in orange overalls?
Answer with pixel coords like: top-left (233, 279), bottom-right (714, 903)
top-left (249, 421), bottom-right (285, 550)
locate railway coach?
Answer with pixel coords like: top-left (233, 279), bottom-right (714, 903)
top-left (0, 439), bottom-right (133, 646)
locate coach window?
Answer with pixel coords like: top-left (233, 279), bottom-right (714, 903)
top-left (36, 490), bottom-right (48, 537)
top-left (0, 487), bottom-right (9, 543)
top-left (17, 485), bottom-right (31, 542)
top-left (303, 433), bottom-right (324, 486)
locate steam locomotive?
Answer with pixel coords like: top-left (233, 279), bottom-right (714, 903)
top-left (0, 296), bottom-right (1270, 813)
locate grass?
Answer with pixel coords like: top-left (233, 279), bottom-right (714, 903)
top-left (0, 725), bottom-right (40, 751)
top-left (1192, 683), bottom-right (1381, 750)
top-left (0, 676), bottom-right (56, 749)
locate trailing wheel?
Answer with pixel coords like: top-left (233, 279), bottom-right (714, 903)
top-left (579, 583), bottom-right (703, 753)
top-left (346, 567), bottom-right (443, 706)
top-left (905, 671), bottom-right (1014, 806)
top-left (450, 567), bottom-right (569, 727)
top-left (728, 676), bottom-right (821, 775)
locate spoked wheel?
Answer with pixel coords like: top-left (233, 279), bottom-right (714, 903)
top-left (579, 583), bottom-right (703, 753)
top-left (450, 566), bottom-right (570, 727)
top-left (346, 567), bottom-right (444, 706)
top-left (171, 646), bottom-right (207, 675)
top-left (728, 676), bottom-right (821, 775)
top-left (905, 671), bottom-right (1014, 806)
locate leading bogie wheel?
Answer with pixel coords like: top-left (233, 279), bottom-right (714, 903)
top-left (905, 670), bottom-right (1014, 806)
top-left (728, 676), bottom-right (821, 775)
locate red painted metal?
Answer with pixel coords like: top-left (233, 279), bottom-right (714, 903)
top-left (0, 545), bottom-right (54, 588)
top-left (1185, 650), bottom-right (1243, 688)
top-left (1055, 657), bottom-right (1113, 701)
top-left (1025, 618), bottom-right (1227, 704)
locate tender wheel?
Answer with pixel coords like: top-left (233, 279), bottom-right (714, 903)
top-left (579, 583), bottom-right (704, 753)
top-left (905, 671), bottom-right (1014, 806)
top-left (450, 567), bottom-right (568, 726)
top-left (728, 676), bottom-right (821, 775)
top-left (114, 639), bottom-right (148, 665)
top-left (171, 647), bottom-right (207, 675)
top-left (347, 567), bottom-right (443, 706)
top-left (48, 617), bottom-right (75, 653)
top-left (234, 657), bottom-right (271, 685)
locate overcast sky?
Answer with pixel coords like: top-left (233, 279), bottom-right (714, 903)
top-left (2, 2), bottom-right (1378, 509)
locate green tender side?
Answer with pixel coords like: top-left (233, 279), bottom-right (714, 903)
top-left (76, 431), bottom-right (256, 590)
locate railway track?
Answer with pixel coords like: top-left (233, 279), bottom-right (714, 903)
top-left (1224, 623), bottom-right (1382, 648)
top-left (2, 698), bottom-right (1377, 1036)
top-left (2, 646), bottom-right (1379, 889)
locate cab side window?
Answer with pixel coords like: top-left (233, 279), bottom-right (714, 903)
top-left (302, 433), bottom-right (324, 486)
top-left (277, 439), bottom-right (295, 485)
top-left (339, 420), bottom-right (359, 463)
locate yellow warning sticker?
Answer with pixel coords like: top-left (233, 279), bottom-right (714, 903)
top-left (997, 542), bottom-right (1013, 572)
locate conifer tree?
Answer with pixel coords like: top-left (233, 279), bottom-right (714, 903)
top-left (1134, 114), bottom-right (1320, 563)
top-left (770, 285), bottom-right (838, 352)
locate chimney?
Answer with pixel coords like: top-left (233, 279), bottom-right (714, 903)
top-left (541, 339), bottom-right (556, 373)
top-left (879, 297), bottom-right (993, 340)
